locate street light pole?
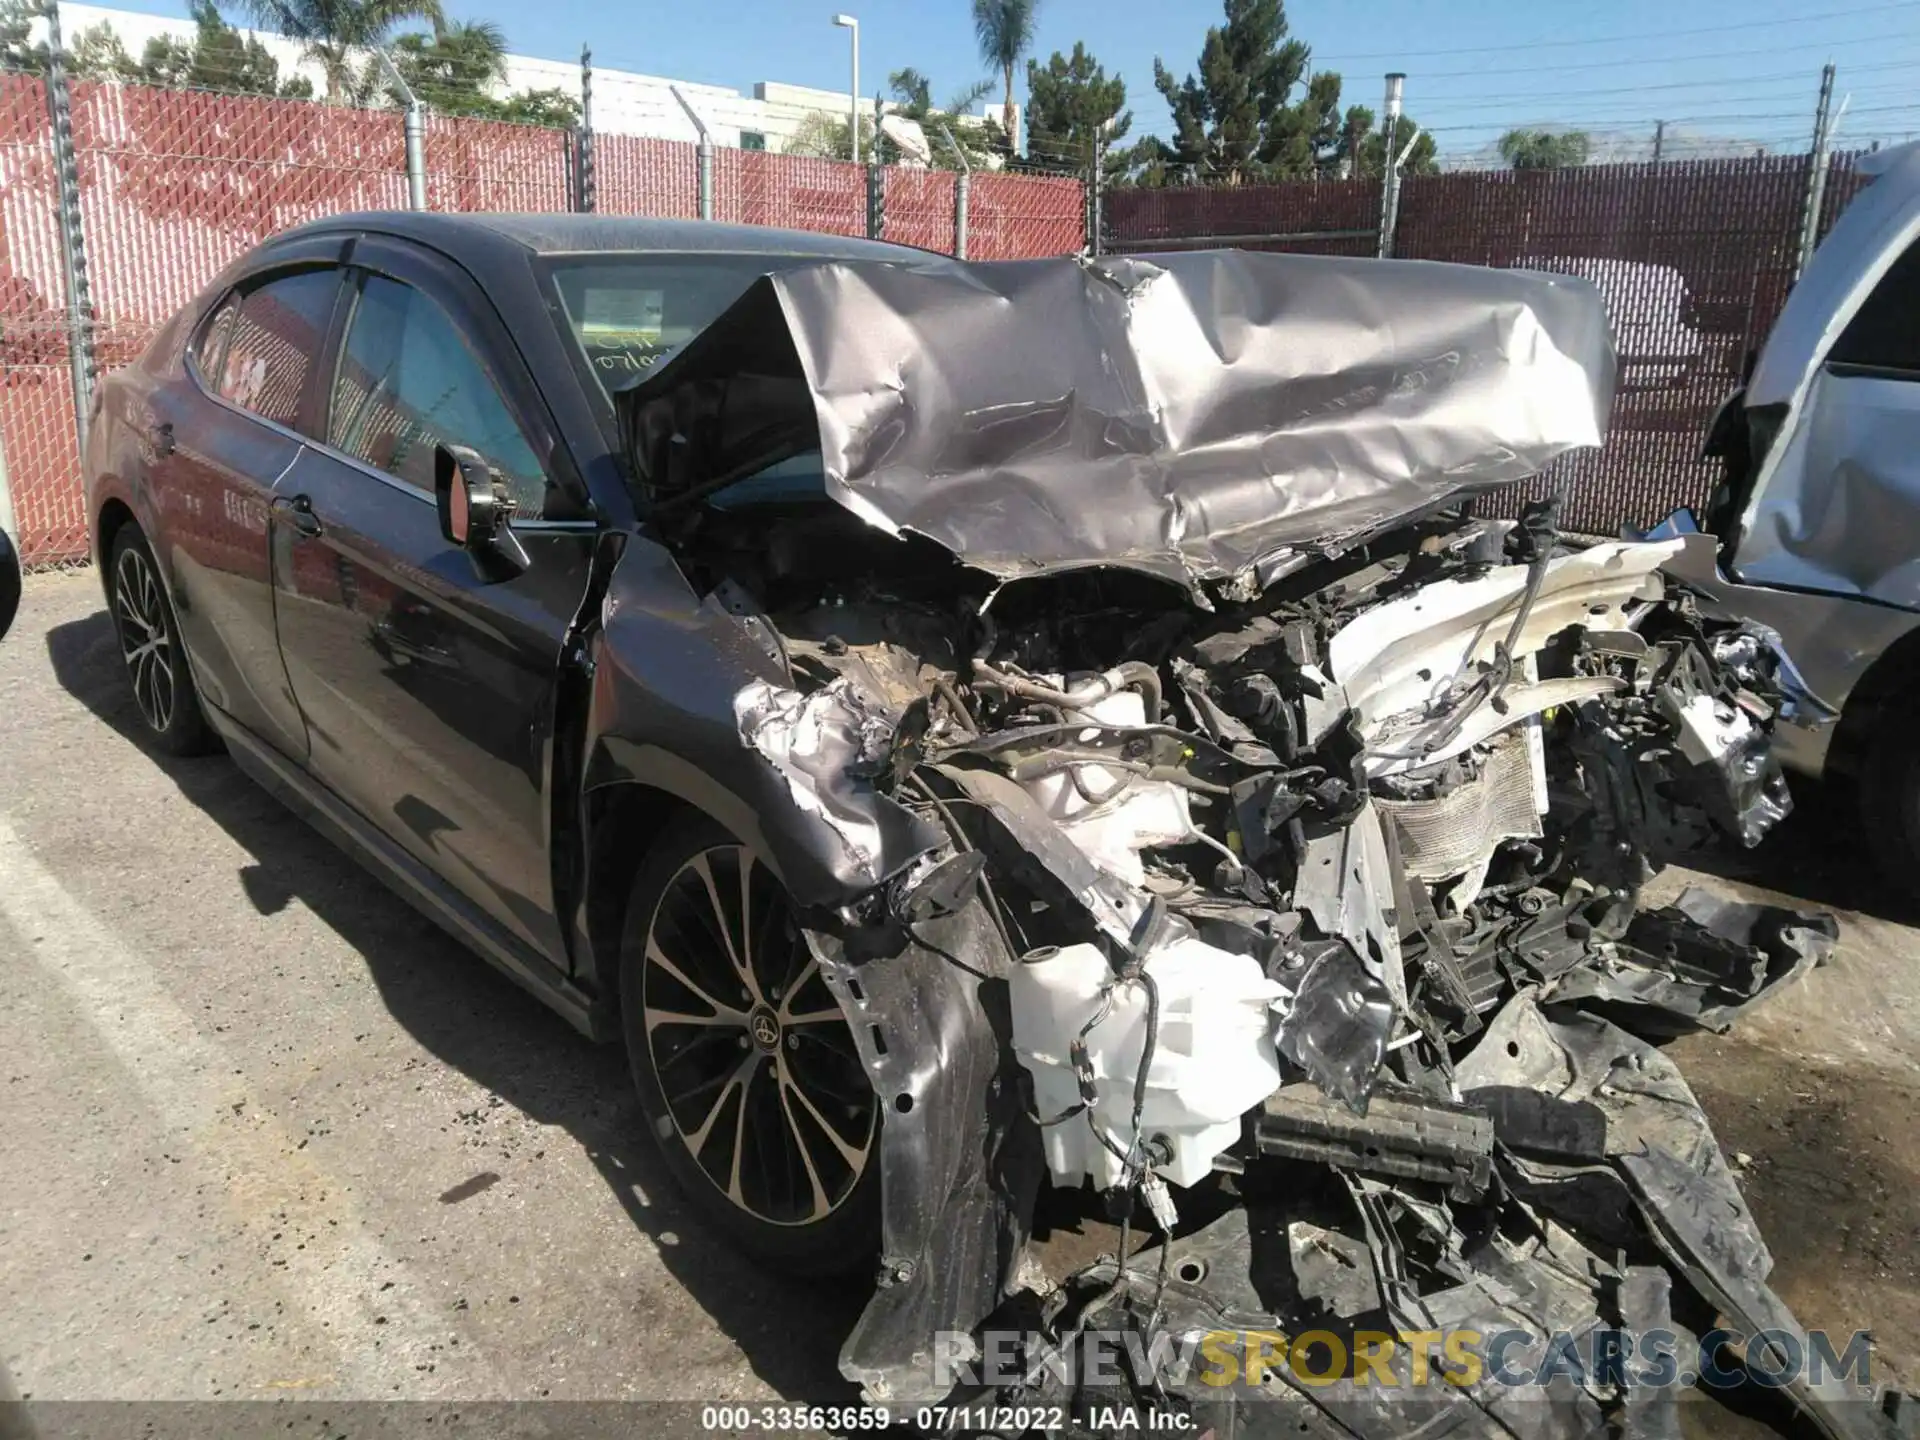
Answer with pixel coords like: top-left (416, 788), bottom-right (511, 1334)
top-left (833, 13), bottom-right (860, 163)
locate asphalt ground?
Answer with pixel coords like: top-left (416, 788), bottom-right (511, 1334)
top-left (2, 569), bottom-right (1916, 1438)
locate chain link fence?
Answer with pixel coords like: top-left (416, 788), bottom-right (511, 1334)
top-left (0, 66), bottom-right (1089, 569)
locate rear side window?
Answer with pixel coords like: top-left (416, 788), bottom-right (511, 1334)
top-left (1829, 240), bottom-right (1920, 375)
top-left (191, 293), bottom-right (240, 379)
top-left (203, 269), bottom-right (339, 430)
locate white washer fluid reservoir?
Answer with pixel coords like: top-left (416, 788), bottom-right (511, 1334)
top-left (1008, 937), bottom-right (1286, 1189)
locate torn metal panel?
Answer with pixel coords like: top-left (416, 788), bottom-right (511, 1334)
top-left (619, 250), bottom-right (1614, 589)
top-left (805, 900), bottom-right (1045, 1407)
top-left (732, 676), bottom-right (939, 888)
top-left (1658, 531), bottom-right (1887, 778)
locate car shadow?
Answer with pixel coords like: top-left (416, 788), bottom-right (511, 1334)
top-left (44, 608), bottom-right (871, 1407)
top-left (1677, 774), bottom-right (1920, 927)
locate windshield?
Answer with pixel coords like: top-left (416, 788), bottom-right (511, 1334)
top-left (545, 253), bottom-right (802, 402)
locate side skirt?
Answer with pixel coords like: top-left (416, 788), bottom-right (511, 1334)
top-left (204, 702), bottom-right (616, 1042)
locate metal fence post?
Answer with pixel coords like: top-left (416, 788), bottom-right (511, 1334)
top-left (403, 100), bottom-right (427, 210)
top-left (1089, 132), bottom-right (1106, 257)
top-left (373, 50), bottom-right (428, 209)
top-left (671, 86), bottom-right (714, 221)
top-left (41, 0), bottom-right (97, 456)
top-left (937, 124), bottom-right (970, 259)
top-left (1794, 63), bottom-right (1838, 281)
top-left (576, 45), bottom-right (595, 212)
top-left (866, 162), bottom-right (883, 240)
top-left (1376, 71), bottom-right (1405, 259)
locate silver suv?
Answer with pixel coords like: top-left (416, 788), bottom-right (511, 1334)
top-left (1673, 139), bottom-right (1920, 885)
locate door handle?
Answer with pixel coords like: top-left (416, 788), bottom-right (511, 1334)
top-left (272, 493), bottom-right (324, 538)
top-left (147, 421), bottom-right (175, 458)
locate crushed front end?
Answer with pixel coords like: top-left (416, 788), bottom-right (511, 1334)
top-left (614, 250), bottom-right (1895, 1437)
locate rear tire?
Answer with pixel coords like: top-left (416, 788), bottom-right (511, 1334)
top-left (108, 525), bottom-right (216, 756)
top-left (1858, 709), bottom-right (1920, 896)
top-left (619, 814), bottom-right (880, 1277)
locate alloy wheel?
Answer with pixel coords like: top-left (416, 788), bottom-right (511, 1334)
top-left (115, 545), bottom-right (176, 735)
top-left (640, 844), bottom-right (876, 1227)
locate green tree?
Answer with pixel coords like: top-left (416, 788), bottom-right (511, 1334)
top-left (241, 0), bottom-right (442, 101)
top-left (135, 1), bottom-right (311, 96)
top-left (1499, 127), bottom-right (1590, 170)
top-left (496, 86), bottom-right (578, 128)
top-left (785, 108), bottom-right (874, 161)
top-left (70, 23), bottom-right (141, 80)
top-left (1146, 0), bottom-right (1345, 183)
top-left (1342, 103), bottom-right (1437, 178)
top-left (377, 22), bottom-right (577, 127)
top-left (1024, 42), bottom-right (1129, 178)
top-left (878, 66), bottom-right (997, 168)
top-left (392, 18), bottom-right (502, 111)
top-left (1, 0), bottom-right (46, 72)
top-left (971, 0), bottom-right (1039, 146)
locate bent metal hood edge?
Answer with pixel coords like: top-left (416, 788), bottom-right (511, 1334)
top-left (617, 249), bottom-right (1617, 591)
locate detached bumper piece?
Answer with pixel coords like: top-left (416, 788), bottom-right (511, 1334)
top-left (1253, 1083), bottom-right (1494, 1201)
top-left (1019, 995), bottom-right (1910, 1440)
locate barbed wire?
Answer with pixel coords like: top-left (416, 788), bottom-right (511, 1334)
top-left (1310, 0), bottom-right (1920, 63)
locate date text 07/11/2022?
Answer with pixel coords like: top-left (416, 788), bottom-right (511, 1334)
top-left (695, 1404), bottom-right (1194, 1432)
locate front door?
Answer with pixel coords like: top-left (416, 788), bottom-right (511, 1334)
top-left (269, 241), bottom-right (596, 968)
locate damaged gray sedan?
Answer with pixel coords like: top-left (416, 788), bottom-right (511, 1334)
top-left (85, 211), bottom-right (1899, 1438)
top-left (618, 249), bottom-right (1900, 1436)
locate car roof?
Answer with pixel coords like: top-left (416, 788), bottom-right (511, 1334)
top-left (276, 210), bottom-right (937, 264)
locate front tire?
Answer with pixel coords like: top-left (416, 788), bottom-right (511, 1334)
top-left (108, 525), bottom-right (215, 756)
top-left (619, 815), bottom-right (880, 1276)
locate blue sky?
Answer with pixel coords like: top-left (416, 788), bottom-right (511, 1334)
top-left (115, 0), bottom-right (1920, 165)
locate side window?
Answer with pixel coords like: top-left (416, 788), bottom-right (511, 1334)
top-left (190, 292), bottom-right (240, 381)
top-left (209, 269), bottom-right (339, 430)
top-left (327, 273), bottom-right (550, 516)
top-left (1829, 240), bottom-right (1920, 375)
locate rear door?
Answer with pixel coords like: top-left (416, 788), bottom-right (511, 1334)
top-left (269, 237), bottom-right (597, 967)
top-left (155, 255), bottom-right (347, 760)
top-left (1735, 238), bottom-right (1920, 604)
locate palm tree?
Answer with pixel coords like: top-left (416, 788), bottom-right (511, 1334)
top-left (242, 0), bottom-right (444, 101)
top-left (971, 0), bottom-right (1039, 145)
top-left (393, 18), bottom-right (505, 111)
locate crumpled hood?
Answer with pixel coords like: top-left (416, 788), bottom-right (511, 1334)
top-left (617, 249), bottom-right (1616, 589)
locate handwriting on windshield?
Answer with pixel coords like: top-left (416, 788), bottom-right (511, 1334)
top-left (594, 347), bottom-right (669, 374)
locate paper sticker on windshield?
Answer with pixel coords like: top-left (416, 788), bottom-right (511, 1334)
top-left (581, 287), bottom-right (665, 345)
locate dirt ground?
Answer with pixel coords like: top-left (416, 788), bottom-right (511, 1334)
top-left (2, 569), bottom-right (1917, 1435)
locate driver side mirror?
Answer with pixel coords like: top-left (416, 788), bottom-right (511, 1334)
top-left (435, 444), bottom-right (528, 579)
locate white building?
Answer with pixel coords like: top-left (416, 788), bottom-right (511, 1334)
top-left (46, 3), bottom-right (1015, 155)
